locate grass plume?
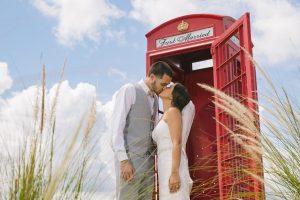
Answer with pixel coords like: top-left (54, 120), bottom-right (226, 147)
top-left (1, 62), bottom-right (99, 200)
top-left (198, 51), bottom-right (300, 199)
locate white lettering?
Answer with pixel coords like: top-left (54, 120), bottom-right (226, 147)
top-left (156, 27), bottom-right (214, 48)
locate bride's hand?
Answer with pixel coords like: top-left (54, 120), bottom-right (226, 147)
top-left (169, 172), bottom-right (181, 193)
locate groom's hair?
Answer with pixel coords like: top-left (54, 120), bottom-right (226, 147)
top-left (147, 61), bottom-right (173, 78)
top-left (172, 83), bottom-right (190, 112)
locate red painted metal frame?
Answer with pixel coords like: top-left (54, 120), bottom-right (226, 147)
top-left (145, 14), bottom-right (235, 74)
top-left (212, 12), bottom-right (264, 200)
top-left (145, 12), bottom-right (264, 200)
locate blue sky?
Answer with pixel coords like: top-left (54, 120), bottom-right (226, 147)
top-left (1, 0), bottom-right (300, 102)
top-left (1, 0), bottom-right (149, 101)
top-left (1, 0), bottom-right (300, 198)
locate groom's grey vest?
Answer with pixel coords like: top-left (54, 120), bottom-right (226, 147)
top-left (123, 84), bottom-right (155, 159)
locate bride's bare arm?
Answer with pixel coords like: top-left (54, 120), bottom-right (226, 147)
top-left (166, 107), bottom-right (182, 193)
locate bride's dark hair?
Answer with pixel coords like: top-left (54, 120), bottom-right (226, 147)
top-left (171, 83), bottom-right (190, 112)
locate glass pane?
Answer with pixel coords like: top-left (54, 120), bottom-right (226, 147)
top-left (192, 59), bottom-right (213, 70)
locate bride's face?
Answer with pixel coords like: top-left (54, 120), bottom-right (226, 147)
top-left (159, 82), bottom-right (175, 100)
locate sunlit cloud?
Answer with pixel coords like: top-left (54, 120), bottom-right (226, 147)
top-left (0, 80), bottom-right (116, 195)
top-left (0, 62), bottom-right (13, 95)
top-left (107, 67), bottom-right (128, 81)
top-left (33, 0), bottom-right (125, 46)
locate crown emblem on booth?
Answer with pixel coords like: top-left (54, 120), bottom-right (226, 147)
top-left (177, 20), bottom-right (189, 32)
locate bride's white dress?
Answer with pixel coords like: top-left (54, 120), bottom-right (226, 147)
top-left (152, 101), bottom-right (195, 200)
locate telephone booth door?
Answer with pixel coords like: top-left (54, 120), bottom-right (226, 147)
top-left (146, 13), bottom-right (264, 200)
top-left (212, 13), bottom-right (264, 200)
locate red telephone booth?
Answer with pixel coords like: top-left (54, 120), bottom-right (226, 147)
top-left (146, 13), bottom-right (264, 200)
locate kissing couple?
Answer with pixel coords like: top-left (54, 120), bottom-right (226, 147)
top-left (110, 61), bottom-right (195, 200)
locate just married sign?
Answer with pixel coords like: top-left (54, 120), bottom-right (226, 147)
top-left (156, 27), bottom-right (214, 48)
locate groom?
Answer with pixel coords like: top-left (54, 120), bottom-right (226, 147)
top-left (110, 61), bottom-right (173, 200)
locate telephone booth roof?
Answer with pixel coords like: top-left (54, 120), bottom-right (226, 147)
top-left (146, 14), bottom-right (236, 53)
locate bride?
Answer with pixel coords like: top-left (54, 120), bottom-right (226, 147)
top-left (152, 82), bottom-right (195, 199)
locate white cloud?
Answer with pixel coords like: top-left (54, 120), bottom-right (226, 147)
top-left (107, 67), bottom-right (128, 80)
top-left (129, 0), bottom-right (300, 64)
top-left (129, 0), bottom-right (244, 27)
top-left (0, 80), bottom-right (116, 196)
top-left (105, 29), bottom-right (127, 45)
top-left (32, 0), bottom-right (59, 17)
top-left (0, 81), bottom-right (98, 158)
top-left (33, 0), bottom-right (125, 46)
top-left (247, 0), bottom-right (300, 64)
top-left (0, 62), bottom-right (13, 95)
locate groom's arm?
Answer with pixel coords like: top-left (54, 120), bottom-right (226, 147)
top-left (110, 83), bottom-right (135, 161)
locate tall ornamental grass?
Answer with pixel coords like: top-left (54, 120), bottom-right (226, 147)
top-left (198, 51), bottom-right (300, 200)
top-left (1, 63), bottom-right (98, 200)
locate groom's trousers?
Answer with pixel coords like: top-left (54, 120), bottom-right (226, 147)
top-left (115, 153), bottom-right (155, 200)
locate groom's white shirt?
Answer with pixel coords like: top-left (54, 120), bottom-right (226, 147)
top-left (110, 79), bottom-right (159, 161)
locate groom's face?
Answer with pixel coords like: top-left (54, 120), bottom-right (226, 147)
top-left (151, 74), bottom-right (172, 94)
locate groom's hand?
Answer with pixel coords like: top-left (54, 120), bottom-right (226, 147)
top-left (120, 160), bottom-right (135, 183)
